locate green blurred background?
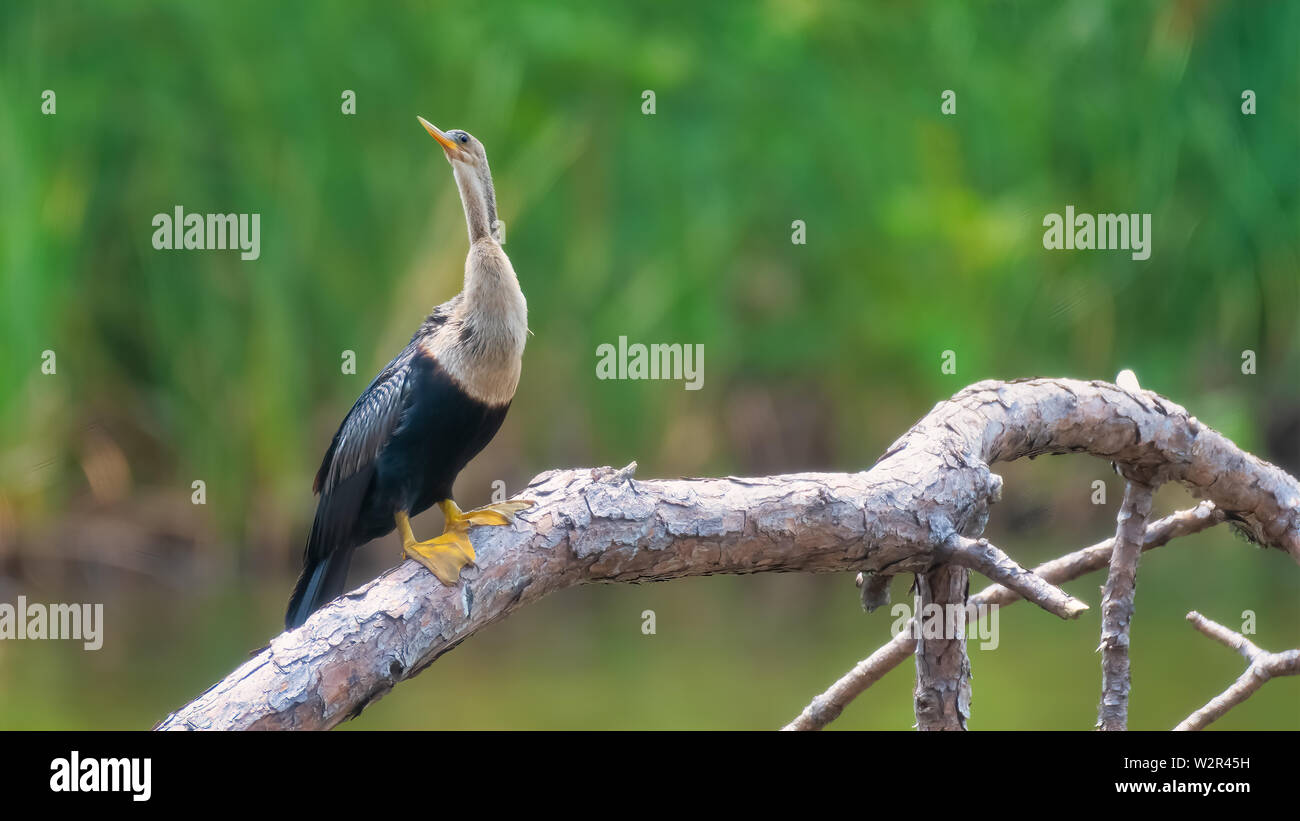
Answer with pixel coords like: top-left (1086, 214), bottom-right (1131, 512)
top-left (0, 0), bottom-right (1296, 729)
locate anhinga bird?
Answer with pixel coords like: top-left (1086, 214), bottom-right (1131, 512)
top-left (285, 117), bottom-right (530, 630)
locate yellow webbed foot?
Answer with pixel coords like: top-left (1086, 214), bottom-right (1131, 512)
top-left (395, 501), bottom-right (533, 585)
top-left (396, 509), bottom-right (475, 584)
top-left (402, 531), bottom-right (475, 585)
top-left (448, 499), bottom-right (535, 527)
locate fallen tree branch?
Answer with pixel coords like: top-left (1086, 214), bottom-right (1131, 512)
top-left (1174, 612), bottom-right (1300, 731)
top-left (157, 378), bottom-right (1299, 730)
top-left (783, 502), bottom-right (1227, 731)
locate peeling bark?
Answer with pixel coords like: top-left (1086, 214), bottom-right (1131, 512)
top-left (156, 379), bottom-right (1300, 731)
top-left (913, 564), bottom-right (971, 730)
top-left (1097, 481), bottom-right (1155, 730)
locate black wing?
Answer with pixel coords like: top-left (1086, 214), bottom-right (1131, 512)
top-left (314, 348), bottom-right (415, 497)
top-left (286, 346), bottom-right (417, 628)
top-left (302, 345), bottom-right (420, 570)
top-left (312, 300), bottom-right (456, 495)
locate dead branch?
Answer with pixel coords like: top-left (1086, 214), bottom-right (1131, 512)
top-left (944, 535), bottom-right (1088, 619)
top-left (156, 378), bottom-right (1299, 731)
top-left (1174, 612), bottom-right (1300, 731)
top-left (912, 563), bottom-right (972, 730)
top-left (1097, 480), bottom-right (1155, 730)
top-left (783, 501), bottom-right (1227, 731)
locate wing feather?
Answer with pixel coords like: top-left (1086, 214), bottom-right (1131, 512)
top-left (314, 348), bottom-right (414, 496)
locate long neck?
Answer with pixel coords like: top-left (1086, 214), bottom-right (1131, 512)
top-left (458, 225), bottom-right (527, 383)
top-left (452, 163), bottom-right (499, 244)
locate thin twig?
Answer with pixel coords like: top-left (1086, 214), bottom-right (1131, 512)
top-left (784, 502), bottom-right (1223, 731)
top-left (944, 534), bottom-right (1088, 619)
top-left (1185, 610), bottom-right (1264, 660)
top-left (783, 634), bottom-right (916, 730)
top-left (1175, 611), bottom-right (1300, 731)
top-left (977, 502), bottom-right (1223, 608)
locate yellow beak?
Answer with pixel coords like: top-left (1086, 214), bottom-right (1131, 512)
top-left (417, 116), bottom-right (459, 154)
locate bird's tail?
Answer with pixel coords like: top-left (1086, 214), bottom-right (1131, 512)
top-left (285, 544), bottom-right (355, 630)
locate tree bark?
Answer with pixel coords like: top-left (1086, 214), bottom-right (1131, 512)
top-left (913, 563), bottom-right (971, 730)
top-left (1097, 481), bottom-right (1155, 730)
top-left (156, 378), bottom-right (1300, 730)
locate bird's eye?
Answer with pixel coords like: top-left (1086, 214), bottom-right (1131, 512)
top-left (458, 134), bottom-right (469, 144)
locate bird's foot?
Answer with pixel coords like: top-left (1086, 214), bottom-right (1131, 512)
top-left (447, 499), bottom-right (535, 527)
top-left (401, 532), bottom-right (476, 585)
top-left (396, 508), bottom-right (478, 585)
top-left (395, 501), bottom-right (534, 585)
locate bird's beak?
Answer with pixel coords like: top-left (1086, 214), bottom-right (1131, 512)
top-left (418, 116), bottom-right (460, 156)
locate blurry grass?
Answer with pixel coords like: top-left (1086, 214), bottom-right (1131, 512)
top-left (0, 0), bottom-right (1296, 729)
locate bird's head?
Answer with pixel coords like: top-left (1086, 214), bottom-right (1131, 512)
top-left (418, 117), bottom-right (487, 169)
top-left (418, 116), bottom-right (500, 243)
